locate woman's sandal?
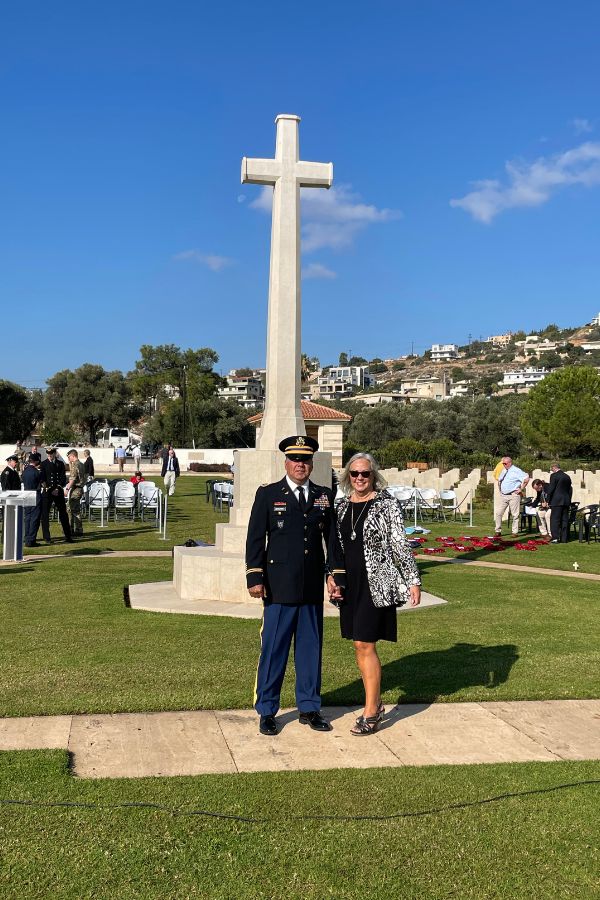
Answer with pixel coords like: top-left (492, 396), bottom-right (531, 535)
top-left (354, 701), bottom-right (385, 726)
top-left (351, 705), bottom-right (384, 736)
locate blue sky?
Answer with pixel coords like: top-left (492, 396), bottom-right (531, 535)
top-left (2, 1), bottom-right (599, 388)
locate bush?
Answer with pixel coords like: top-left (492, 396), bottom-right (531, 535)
top-left (187, 462), bottom-right (232, 473)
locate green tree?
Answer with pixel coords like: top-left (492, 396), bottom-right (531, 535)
top-left (462, 396), bottom-right (525, 456)
top-left (521, 366), bottom-right (600, 456)
top-left (0, 381), bottom-right (44, 442)
top-left (130, 344), bottom-right (220, 411)
top-left (381, 438), bottom-right (426, 468)
top-left (542, 351), bottom-right (563, 369)
top-left (143, 397), bottom-right (255, 449)
top-left (426, 438), bottom-right (462, 469)
top-left (347, 404), bottom-right (408, 452)
top-left (338, 352), bottom-right (349, 366)
top-left (44, 364), bottom-right (136, 445)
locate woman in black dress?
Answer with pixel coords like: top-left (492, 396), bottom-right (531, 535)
top-left (328, 453), bottom-right (421, 735)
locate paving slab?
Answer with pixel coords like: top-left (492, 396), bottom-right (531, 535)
top-left (127, 581), bottom-right (446, 618)
top-left (2, 701), bottom-right (598, 778)
top-left (0, 715), bottom-right (72, 751)
top-left (69, 711), bottom-right (237, 779)
top-left (375, 702), bottom-right (560, 766)
top-left (215, 707), bottom-right (403, 773)
top-left (481, 699), bottom-right (600, 761)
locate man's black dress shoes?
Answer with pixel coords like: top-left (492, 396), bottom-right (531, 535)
top-left (299, 711), bottom-right (332, 731)
top-left (259, 715), bottom-right (278, 736)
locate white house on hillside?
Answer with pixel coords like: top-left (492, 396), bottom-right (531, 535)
top-left (499, 368), bottom-right (548, 390)
top-left (430, 343), bottom-right (459, 361)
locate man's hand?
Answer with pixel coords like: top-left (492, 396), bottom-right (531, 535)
top-left (409, 585), bottom-right (421, 607)
top-left (248, 584), bottom-right (266, 599)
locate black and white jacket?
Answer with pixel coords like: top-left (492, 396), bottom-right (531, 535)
top-left (329, 490), bottom-right (421, 608)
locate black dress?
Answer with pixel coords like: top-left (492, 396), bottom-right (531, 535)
top-left (339, 499), bottom-right (397, 643)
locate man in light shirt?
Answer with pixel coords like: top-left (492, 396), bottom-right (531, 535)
top-left (495, 456), bottom-right (529, 536)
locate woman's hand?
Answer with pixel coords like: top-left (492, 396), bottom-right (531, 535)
top-left (327, 575), bottom-right (343, 601)
top-left (409, 585), bottom-right (421, 607)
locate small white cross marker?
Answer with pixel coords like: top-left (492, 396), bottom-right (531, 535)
top-left (572, 562), bottom-right (579, 571)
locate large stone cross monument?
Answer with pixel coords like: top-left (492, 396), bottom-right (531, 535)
top-left (242, 114), bottom-right (333, 448)
top-left (172, 114), bottom-right (334, 602)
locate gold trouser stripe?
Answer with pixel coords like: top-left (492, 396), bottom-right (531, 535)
top-left (253, 612), bottom-right (265, 706)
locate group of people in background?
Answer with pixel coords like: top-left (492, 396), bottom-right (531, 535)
top-left (1, 440), bottom-right (180, 547)
top-left (493, 456), bottom-right (573, 543)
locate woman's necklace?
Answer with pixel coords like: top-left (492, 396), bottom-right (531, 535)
top-left (350, 494), bottom-right (372, 541)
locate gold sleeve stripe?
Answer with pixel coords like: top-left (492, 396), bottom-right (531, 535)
top-left (246, 567), bottom-right (264, 574)
top-left (331, 569), bottom-right (346, 574)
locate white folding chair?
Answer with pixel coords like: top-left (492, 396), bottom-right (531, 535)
top-left (87, 482), bottom-right (110, 522)
top-left (417, 487), bottom-right (442, 520)
top-left (213, 481), bottom-right (234, 513)
top-left (138, 482), bottom-right (161, 521)
top-left (439, 489), bottom-right (464, 521)
top-left (114, 481), bottom-right (136, 521)
top-left (388, 486), bottom-right (413, 511)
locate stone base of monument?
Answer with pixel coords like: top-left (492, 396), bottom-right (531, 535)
top-left (172, 447), bottom-right (333, 604)
top-left (128, 580), bottom-right (447, 617)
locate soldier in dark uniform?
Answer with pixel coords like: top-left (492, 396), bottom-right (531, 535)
top-left (40, 447), bottom-right (73, 543)
top-left (1, 455), bottom-right (22, 491)
top-left (246, 435), bottom-right (335, 736)
top-left (21, 453), bottom-right (43, 547)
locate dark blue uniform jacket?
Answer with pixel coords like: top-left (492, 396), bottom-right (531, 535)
top-left (245, 478), bottom-right (334, 605)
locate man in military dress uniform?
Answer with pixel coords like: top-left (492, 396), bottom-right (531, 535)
top-left (21, 452), bottom-right (43, 547)
top-left (1, 455), bottom-right (22, 491)
top-left (40, 447), bottom-right (73, 543)
top-left (246, 435), bottom-right (335, 736)
top-left (65, 449), bottom-right (86, 536)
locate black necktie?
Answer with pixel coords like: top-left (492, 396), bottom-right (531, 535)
top-left (298, 486), bottom-right (307, 512)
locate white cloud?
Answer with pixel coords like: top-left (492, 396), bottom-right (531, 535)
top-left (572, 118), bottom-right (593, 135)
top-left (250, 183), bottom-right (400, 252)
top-left (450, 141), bottom-right (600, 223)
top-left (173, 250), bottom-right (235, 272)
top-left (303, 262), bottom-right (337, 280)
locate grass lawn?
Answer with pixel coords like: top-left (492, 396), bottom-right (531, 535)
top-left (1, 556), bottom-right (599, 716)
top-left (1, 751), bottom-right (599, 899)
top-left (2, 476), bottom-right (600, 898)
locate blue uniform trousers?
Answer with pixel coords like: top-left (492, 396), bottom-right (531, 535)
top-left (24, 500), bottom-right (42, 545)
top-left (254, 602), bottom-right (324, 716)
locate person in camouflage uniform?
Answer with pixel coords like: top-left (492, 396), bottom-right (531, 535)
top-left (65, 449), bottom-right (86, 536)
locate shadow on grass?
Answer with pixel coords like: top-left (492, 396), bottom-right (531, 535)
top-left (323, 642), bottom-right (519, 706)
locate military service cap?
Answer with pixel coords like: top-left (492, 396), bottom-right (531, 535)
top-left (278, 435), bottom-right (319, 461)
top-left (5, 455), bottom-right (19, 463)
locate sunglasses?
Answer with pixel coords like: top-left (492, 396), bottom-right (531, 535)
top-left (349, 470), bottom-right (372, 478)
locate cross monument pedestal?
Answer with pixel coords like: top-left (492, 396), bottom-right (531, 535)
top-left (173, 114), bottom-right (334, 603)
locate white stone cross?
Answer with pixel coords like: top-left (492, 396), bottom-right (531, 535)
top-left (242, 114), bottom-right (333, 449)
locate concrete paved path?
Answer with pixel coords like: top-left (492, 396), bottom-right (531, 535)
top-left (416, 555), bottom-right (600, 581)
top-left (1, 700), bottom-right (599, 780)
